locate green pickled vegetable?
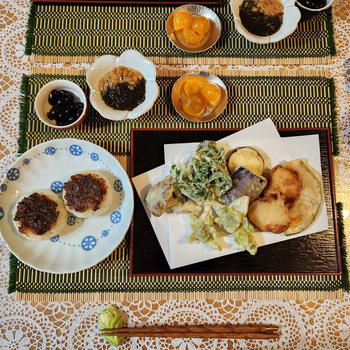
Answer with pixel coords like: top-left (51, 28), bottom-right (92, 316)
top-left (98, 306), bottom-right (124, 346)
top-left (171, 140), bottom-right (232, 201)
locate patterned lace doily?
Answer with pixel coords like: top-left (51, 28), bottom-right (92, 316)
top-left (0, 0), bottom-right (349, 348)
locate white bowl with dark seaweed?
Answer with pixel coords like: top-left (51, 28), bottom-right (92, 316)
top-left (231, 0), bottom-right (301, 44)
top-left (86, 50), bottom-right (159, 121)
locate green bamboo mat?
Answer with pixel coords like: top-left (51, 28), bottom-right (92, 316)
top-left (25, 1), bottom-right (336, 65)
top-left (9, 67), bottom-right (347, 302)
top-left (33, 0), bottom-right (222, 4)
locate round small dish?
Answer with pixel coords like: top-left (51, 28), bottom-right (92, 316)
top-left (230, 0), bottom-right (301, 44)
top-left (0, 138), bottom-right (134, 274)
top-left (166, 4), bottom-right (221, 53)
top-left (171, 72), bottom-right (228, 123)
top-left (86, 50), bottom-right (159, 121)
top-left (296, 0), bottom-right (333, 12)
top-left (34, 80), bottom-right (87, 130)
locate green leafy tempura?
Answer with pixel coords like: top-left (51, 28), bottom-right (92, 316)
top-left (209, 197), bottom-right (257, 255)
top-left (188, 197), bottom-right (257, 255)
top-left (171, 140), bottom-right (232, 201)
top-left (98, 305), bottom-right (124, 347)
top-left (188, 206), bottom-right (222, 251)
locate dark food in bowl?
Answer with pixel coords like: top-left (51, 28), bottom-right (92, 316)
top-left (239, 0), bottom-right (284, 37)
top-left (298, 0), bottom-right (327, 9)
top-left (99, 66), bottom-right (146, 111)
top-left (47, 89), bottom-right (84, 126)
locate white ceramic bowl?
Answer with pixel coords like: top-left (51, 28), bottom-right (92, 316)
top-left (296, 0), bottom-right (334, 12)
top-left (34, 80), bottom-right (87, 130)
top-left (86, 50), bottom-right (159, 121)
top-left (230, 0), bottom-right (301, 44)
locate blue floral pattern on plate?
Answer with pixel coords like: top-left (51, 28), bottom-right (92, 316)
top-left (114, 179), bottom-right (123, 192)
top-left (0, 139), bottom-right (133, 273)
top-left (44, 147), bottom-right (56, 155)
top-left (81, 236), bottom-right (97, 251)
top-left (7, 168), bottom-right (20, 181)
top-left (110, 211), bottom-right (122, 224)
top-left (70, 145), bottom-right (83, 156)
top-left (67, 216), bottom-right (76, 226)
top-left (51, 181), bottom-right (64, 193)
top-left (102, 230), bottom-right (109, 237)
top-left (90, 153), bottom-right (99, 161)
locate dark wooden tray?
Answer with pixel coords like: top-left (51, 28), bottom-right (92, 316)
top-left (130, 128), bottom-right (341, 277)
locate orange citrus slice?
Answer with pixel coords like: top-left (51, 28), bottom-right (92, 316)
top-left (173, 12), bottom-right (194, 31)
top-left (191, 16), bottom-right (211, 35)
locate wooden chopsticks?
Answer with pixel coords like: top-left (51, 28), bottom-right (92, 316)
top-left (100, 325), bottom-right (280, 339)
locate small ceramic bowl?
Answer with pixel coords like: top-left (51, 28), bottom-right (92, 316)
top-left (230, 0), bottom-right (301, 44)
top-left (296, 0), bottom-right (334, 12)
top-left (171, 72), bottom-right (228, 123)
top-left (34, 80), bottom-right (87, 130)
top-left (86, 50), bottom-right (159, 121)
top-left (166, 4), bottom-right (221, 53)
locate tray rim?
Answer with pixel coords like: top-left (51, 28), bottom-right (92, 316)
top-left (130, 127), bottom-right (341, 277)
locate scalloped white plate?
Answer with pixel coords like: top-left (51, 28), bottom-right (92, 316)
top-left (231, 0), bottom-right (301, 44)
top-left (0, 139), bottom-right (134, 274)
top-left (86, 50), bottom-right (159, 121)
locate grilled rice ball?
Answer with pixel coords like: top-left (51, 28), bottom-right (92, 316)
top-left (63, 170), bottom-right (113, 218)
top-left (13, 190), bottom-right (67, 240)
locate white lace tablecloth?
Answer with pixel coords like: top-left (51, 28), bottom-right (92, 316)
top-left (0, 0), bottom-right (349, 349)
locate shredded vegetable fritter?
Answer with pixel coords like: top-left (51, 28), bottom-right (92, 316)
top-left (170, 141), bottom-right (232, 201)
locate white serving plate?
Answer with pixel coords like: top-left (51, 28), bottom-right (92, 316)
top-left (0, 139), bottom-right (134, 274)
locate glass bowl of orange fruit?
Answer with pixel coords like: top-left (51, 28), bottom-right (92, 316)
top-left (166, 4), bottom-right (221, 53)
top-left (171, 72), bottom-right (228, 122)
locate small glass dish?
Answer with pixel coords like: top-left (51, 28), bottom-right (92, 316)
top-left (166, 4), bottom-right (221, 53)
top-left (171, 71), bottom-right (228, 123)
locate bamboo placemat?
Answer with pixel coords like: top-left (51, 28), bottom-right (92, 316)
top-left (33, 0), bottom-right (222, 4)
top-left (9, 67), bottom-right (347, 302)
top-left (25, 1), bottom-right (336, 65)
